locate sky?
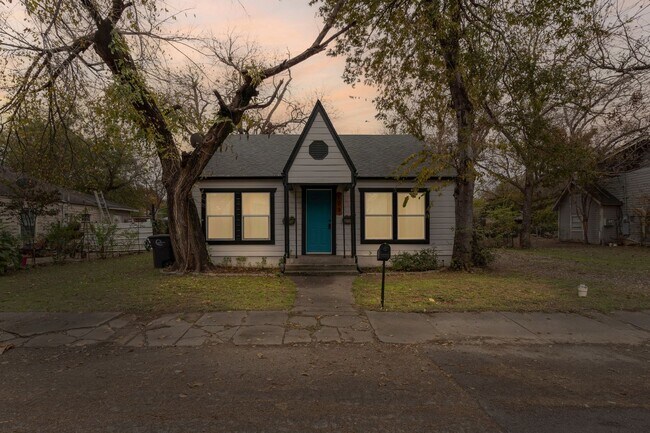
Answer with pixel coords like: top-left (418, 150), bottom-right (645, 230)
top-left (170, 0), bottom-right (382, 133)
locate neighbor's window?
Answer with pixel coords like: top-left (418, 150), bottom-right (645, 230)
top-left (242, 192), bottom-right (271, 240)
top-left (206, 192), bottom-right (235, 240)
top-left (397, 192), bottom-right (426, 240)
top-left (364, 192), bottom-right (393, 240)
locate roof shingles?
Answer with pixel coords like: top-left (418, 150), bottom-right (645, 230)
top-left (201, 134), bottom-right (453, 179)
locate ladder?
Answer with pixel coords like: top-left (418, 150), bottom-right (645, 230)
top-left (94, 191), bottom-right (112, 223)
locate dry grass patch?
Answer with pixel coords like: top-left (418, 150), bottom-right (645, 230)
top-left (0, 253), bottom-right (295, 314)
top-left (355, 245), bottom-right (650, 313)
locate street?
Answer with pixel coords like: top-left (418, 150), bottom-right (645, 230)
top-left (1, 342), bottom-right (648, 432)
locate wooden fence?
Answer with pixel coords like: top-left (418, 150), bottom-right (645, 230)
top-left (82, 221), bottom-right (153, 253)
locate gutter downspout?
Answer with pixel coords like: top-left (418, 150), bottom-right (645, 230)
top-left (282, 177), bottom-right (290, 272)
top-left (350, 178), bottom-right (361, 273)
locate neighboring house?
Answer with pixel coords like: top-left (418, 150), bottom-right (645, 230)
top-left (554, 139), bottom-right (650, 245)
top-left (193, 101), bottom-right (456, 269)
top-left (0, 167), bottom-right (137, 241)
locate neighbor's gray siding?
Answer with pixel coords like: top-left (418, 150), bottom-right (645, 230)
top-left (602, 164), bottom-right (650, 243)
top-left (601, 205), bottom-right (619, 244)
top-left (557, 193), bottom-right (620, 245)
top-left (558, 195), bottom-right (572, 241)
top-left (287, 112), bottom-right (352, 184)
top-left (0, 197), bottom-right (131, 240)
top-left (192, 179), bottom-right (285, 266)
top-left (354, 179), bottom-right (455, 267)
top-left (587, 201), bottom-right (601, 244)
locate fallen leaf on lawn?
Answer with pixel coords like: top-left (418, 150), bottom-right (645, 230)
top-left (179, 393), bottom-right (188, 398)
top-left (0, 344), bottom-right (14, 355)
top-left (256, 353), bottom-right (264, 359)
top-left (428, 298), bottom-right (436, 303)
top-left (187, 381), bottom-right (203, 388)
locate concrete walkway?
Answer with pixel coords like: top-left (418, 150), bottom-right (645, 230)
top-left (1, 275), bottom-right (649, 348)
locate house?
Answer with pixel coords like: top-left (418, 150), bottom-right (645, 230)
top-left (193, 101), bottom-right (456, 270)
top-left (554, 139), bottom-right (650, 245)
top-left (0, 167), bottom-right (137, 241)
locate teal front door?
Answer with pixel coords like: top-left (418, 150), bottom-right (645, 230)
top-left (305, 189), bottom-right (332, 253)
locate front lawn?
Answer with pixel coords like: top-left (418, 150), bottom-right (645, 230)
top-left (354, 244), bottom-right (650, 313)
top-left (0, 254), bottom-right (295, 314)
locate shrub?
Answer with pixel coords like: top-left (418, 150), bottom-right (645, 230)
top-left (0, 227), bottom-right (21, 274)
top-left (45, 220), bottom-right (83, 262)
top-left (483, 205), bottom-right (519, 244)
top-left (471, 227), bottom-right (495, 268)
top-left (390, 248), bottom-right (439, 272)
top-left (90, 223), bottom-right (117, 258)
top-left (152, 219), bottom-right (168, 235)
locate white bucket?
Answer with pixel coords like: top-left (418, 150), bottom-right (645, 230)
top-left (578, 284), bottom-right (588, 297)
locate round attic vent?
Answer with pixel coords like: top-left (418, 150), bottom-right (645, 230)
top-left (309, 140), bottom-right (328, 160)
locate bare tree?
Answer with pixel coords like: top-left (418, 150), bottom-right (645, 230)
top-left (0, 0), bottom-right (352, 272)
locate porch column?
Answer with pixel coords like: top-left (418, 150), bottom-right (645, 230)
top-left (283, 181), bottom-right (290, 258)
top-left (350, 183), bottom-right (357, 257)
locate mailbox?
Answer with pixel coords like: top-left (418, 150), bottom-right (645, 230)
top-left (377, 243), bottom-right (391, 261)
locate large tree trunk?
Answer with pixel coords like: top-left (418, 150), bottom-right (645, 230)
top-left (452, 164), bottom-right (474, 268)
top-left (580, 194), bottom-right (591, 244)
top-left (83, 0), bottom-right (344, 272)
top-left (165, 180), bottom-right (211, 272)
top-left (520, 172), bottom-right (534, 249)
top-left (442, 0), bottom-right (476, 270)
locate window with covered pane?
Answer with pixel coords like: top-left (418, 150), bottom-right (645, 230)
top-left (361, 190), bottom-right (428, 242)
top-left (397, 192), bottom-right (426, 240)
top-left (204, 190), bottom-right (273, 243)
top-left (242, 192), bottom-right (271, 240)
top-left (206, 193), bottom-right (235, 240)
top-left (364, 192), bottom-right (393, 240)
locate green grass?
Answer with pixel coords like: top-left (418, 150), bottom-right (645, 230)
top-left (0, 254), bottom-right (295, 314)
top-left (516, 246), bottom-right (650, 272)
top-left (354, 245), bottom-right (650, 313)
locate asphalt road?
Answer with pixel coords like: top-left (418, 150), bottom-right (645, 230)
top-left (1, 343), bottom-right (648, 433)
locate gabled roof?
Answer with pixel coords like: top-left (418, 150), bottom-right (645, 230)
top-left (0, 167), bottom-right (137, 212)
top-left (600, 138), bottom-right (650, 173)
top-left (282, 100), bottom-right (356, 177)
top-left (199, 134), bottom-right (455, 179)
top-left (553, 181), bottom-right (623, 211)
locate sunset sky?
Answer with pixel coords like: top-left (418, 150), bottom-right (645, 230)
top-left (174, 0), bottom-right (382, 133)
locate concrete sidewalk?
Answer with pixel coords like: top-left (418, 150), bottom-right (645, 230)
top-left (1, 275), bottom-right (648, 348)
top-left (366, 310), bottom-right (650, 345)
top-left (1, 309), bottom-right (648, 348)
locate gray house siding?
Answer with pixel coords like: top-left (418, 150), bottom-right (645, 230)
top-left (602, 165), bottom-right (650, 243)
top-left (354, 179), bottom-right (455, 267)
top-left (196, 102), bottom-right (457, 268)
top-left (287, 112), bottom-right (352, 184)
top-left (558, 196), bottom-right (571, 241)
top-left (194, 178), bottom-right (455, 268)
top-left (557, 193), bottom-right (621, 245)
top-left (192, 179), bottom-right (286, 266)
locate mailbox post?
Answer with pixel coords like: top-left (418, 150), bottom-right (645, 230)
top-left (377, 243), bottom-right (391, 308)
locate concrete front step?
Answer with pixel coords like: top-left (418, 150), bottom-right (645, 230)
top-left (284, 265), bottom-right (359, 276)
top-left (284, 256), bottom-right (359, 275)
top-left (284, 267), bottom-right (359, 276)
top-left (286, 256), bottom-right (356, 265)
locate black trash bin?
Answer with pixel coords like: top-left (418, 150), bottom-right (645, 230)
top-left (148, 234), bottom-right (175, 268)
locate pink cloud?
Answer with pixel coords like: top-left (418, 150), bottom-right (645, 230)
top-left (169, 0), bottom-right (382, 133)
